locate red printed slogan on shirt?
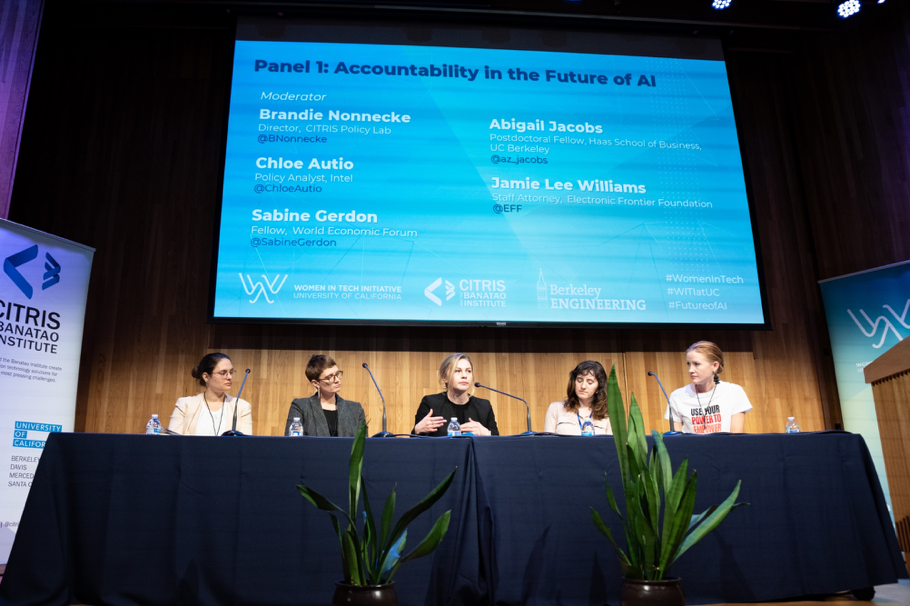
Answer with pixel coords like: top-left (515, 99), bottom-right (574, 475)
top-left (689, 404), bottom-right (722, 434)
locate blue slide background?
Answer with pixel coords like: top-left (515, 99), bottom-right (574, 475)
top-left (213, 40), bottom-right (764, 324)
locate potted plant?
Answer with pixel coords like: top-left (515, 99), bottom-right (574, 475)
top-left (297, 423), bottom-right (457, 606)
top-left (590, 366), bottom-right (746, 606)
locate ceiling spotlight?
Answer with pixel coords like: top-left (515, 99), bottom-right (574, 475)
top-left (837, 0), bottom-right (861, 17)
top-left (712, 0), bottom-right (732, 8)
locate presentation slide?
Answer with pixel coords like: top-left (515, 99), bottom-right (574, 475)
top-left (212, 22), bottom-right (766, 326)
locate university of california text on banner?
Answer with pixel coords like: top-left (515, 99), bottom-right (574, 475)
top-left (0, 219), bottom-right (94, 563)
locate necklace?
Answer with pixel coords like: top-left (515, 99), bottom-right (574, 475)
top-left (202, 393), bottom-right (225, 434)
top-left (694, 383), bottom-right (717, 418)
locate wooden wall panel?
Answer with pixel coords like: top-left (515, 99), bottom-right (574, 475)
top-left (20, 3), bottom-right (910, 439)
top-left (790, 2), bottom-right (910, 280)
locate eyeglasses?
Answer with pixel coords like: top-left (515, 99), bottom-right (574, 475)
top-left (212, 370), bottom-right (235, 378)
top-left (320, 370), bottom-right (343, 383)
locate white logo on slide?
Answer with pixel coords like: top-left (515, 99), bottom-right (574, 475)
top-left (848, 299), bottom-right (909, 348)
top-left (239, 273), bottom-right (287, 304)
top-left (425, 278), bottom-right (455, 306)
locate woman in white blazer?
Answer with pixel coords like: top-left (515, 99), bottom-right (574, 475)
top-left (169, 352), bottom-right (253, 435)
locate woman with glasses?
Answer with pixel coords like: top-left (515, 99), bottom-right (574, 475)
top-left (284, 354), bottom-right (366, 436)
top-left (168, 352), bottom-right (253, 435)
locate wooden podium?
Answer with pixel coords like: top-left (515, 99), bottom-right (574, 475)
top-left (865, 337), bottom-right (910, 571)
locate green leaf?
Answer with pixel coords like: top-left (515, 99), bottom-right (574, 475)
top-left (379, 530), bottom-right (407, 580)
top-left (383, 468), bottom-right (456, 555)
top-left (348, 424), bottom-right (367, 520)
top-left (380, 485), bottom-right (396, 549)
top-left (362, 476), bottom-right (379, 578)
top-left (659, 459), bottom-right (689, 561)
top-left (592, 506), bottom-right (635, 577)
top-left (628, 480), bottom-right (657, 579)
top-left (342, 530), bottom-right (363, 585)
top-left (330, 513), bottom-right (343, 542)
top-left (659, 471), bottom-right (698, 576)
top-left (671, 481), bottom-right (745, 567)
top-left (628, 394), bottom-right (648, 471)
top-left (401, 510), bottom-right (452, 562)
top-left (605, 474), bottom-right (623, 522)
top-left (652, 431), bottom-right (674, 495)
top-left (606, 365), bottom-right (629, 487)
top-left (298, 485), bottom-right (355, 529)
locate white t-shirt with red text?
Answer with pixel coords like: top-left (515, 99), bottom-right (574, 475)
top-left (663, 382), bottom-right (752, 434)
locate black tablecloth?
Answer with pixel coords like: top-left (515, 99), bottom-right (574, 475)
top-left (0, 432), bottom-right (904, 606)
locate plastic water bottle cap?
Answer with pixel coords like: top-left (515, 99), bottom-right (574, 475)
top-left (293, 417), bottom-right (301, 422)
top-left (787, 417), bottom-right (794, 421)
top-left (451, 417), bottom-right (457, 421)
top-left (152, 414), bottom-right (159, 419)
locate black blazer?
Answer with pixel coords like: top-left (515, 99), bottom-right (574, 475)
top-left (285, 394), bottom-right (366, 437)
top-left (412, 392), bottom-right (499, 436)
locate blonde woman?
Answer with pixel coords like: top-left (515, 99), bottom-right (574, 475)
top-left (412, 353), bottom-right (499, 436)
top-left (665, 341), bottom-right (752, 434)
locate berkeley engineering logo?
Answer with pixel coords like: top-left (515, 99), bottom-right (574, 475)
top-left (424, 278), bottom-right (456, 306)
top-left (239, 273), bottom-right (288, 304)
top-left (4, 245), bottom-right (61, 299)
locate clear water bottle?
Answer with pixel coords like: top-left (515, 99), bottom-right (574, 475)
top-left (581, 418), bottom-right (595, 436)
top-left (447, 417), bottom-right (461, 436)
top-left (145, 414), bottom-right (162, 435)
top-left (785, 417), bottom-right (801, 433)
top-left (288, 417), bottom-right (303, 436)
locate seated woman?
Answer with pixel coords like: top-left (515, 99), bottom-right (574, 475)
top-left (665, 341), bottom-right (752, 434)
top-left (169, 352), bottom-right (253, 435)
top-left (544, 360), bottom-right (612, 435)
top-left (413, 353), bottom-right (499, 436)
top-left (285, 354), bottom-right (366, 436)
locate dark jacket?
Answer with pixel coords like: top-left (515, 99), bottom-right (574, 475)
top-left (412, 392), bottom-right (499, 436)
top-left (285, 394), bottom-right (366, 437)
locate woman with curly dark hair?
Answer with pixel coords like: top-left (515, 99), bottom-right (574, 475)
top-left (544, 360), bottom-right (612, 435)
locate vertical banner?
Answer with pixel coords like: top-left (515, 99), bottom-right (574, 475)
top-left (819, 260), bottom-right (910, 513)
top-left (0, 219), bottom-right (94, 563)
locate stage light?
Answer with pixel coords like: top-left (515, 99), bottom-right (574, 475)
top-left (712, 0), bottom-right (732, 9)
top-left (837, 0), bottom-right (861, 17)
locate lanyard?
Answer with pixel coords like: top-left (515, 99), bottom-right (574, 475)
top-left (577, 413), bottom-right (593, 430)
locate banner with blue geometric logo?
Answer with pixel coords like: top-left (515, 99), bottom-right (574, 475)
top-left (819, 260), bottom-right (910, 516)
top-left (0, 219), bottom-right (94, 563)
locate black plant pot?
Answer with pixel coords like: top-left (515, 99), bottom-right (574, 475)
top-left (332, 581), bottom-right (398, 606)
top-left (621, 577), bottom-right (685, 606)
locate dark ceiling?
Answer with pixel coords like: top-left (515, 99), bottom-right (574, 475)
top-left (48, 0), bottom-right (902, 33)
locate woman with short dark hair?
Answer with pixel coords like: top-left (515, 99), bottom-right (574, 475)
top-left (168, 352), bottom-right (253, 435)
top-left (284, 354), bottom-right (366, 436)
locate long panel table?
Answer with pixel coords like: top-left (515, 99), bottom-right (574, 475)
top-left (0, 432), bottom-right (904, 606)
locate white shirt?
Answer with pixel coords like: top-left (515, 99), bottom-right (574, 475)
top-left (664, 382), bottom-right (752, 434)
top-left (544, 401), bottom-right (613, 435)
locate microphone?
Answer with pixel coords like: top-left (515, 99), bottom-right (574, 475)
top-left (474, 382), bottom-right (533, 435)
top-left (221, 368), bottom-right (250, 436)
top-left (363, 363), bottom-right (393, 438)
top-left (648, 371), bottom-right (680, 435)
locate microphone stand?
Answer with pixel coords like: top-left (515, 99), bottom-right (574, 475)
top-left (648, 371), bottom-right (680, 435)
top-left (363, 363), bottom-right (393, 437)
top-left (222, 369), bottom-right (250, 436)
top-left (474, 382), bottom-right (533, 435)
